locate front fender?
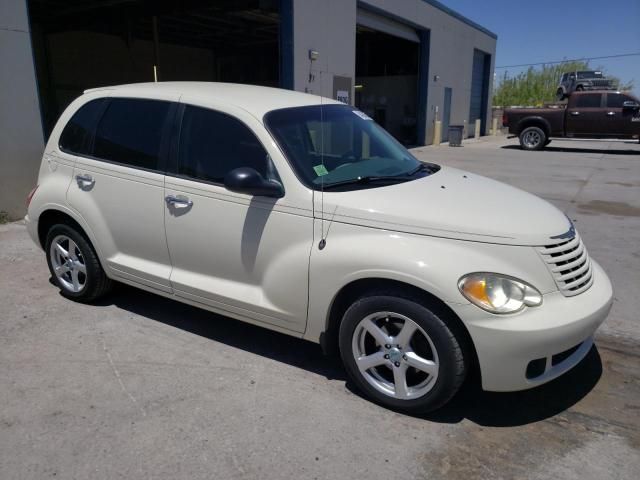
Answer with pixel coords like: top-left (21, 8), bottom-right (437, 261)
top-left (303, 220), bottom-right (557, 343)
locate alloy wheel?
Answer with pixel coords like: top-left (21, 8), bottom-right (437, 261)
top-left (351, 312), bottom-right (439, 399)
top-left (49, 235), bottom-right (87, 293)
top-left (522, 130), bottom-right (541, 148)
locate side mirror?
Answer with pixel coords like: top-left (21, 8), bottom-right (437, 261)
top-left (622, 100), bottom-right (640, 109)
top-left (224, 167), bottom-right (284, 198)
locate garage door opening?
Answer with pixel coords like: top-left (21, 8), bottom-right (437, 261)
top-left (355, 19), bottom-right (420, 146)
top-left (28, 0), bottom-right (281, 137)
top-left (469, 49), bottom-right (491, 137)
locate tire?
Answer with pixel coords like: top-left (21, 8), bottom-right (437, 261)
top-left (339, 294), bottom-right (467, 413)
top-left (519, 126), bottom-right (547, 151)
top-left (576, 85), bottom-right (584, 92)
top-left (45, 224), bottom-right (112, 302)
top-left (556, 88), bottom-right (565, 101)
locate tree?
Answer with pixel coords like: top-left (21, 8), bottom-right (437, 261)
top-left (493, 61), bottom-right (634, 107)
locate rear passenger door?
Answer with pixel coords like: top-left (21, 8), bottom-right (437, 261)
top-left (566, 93), bottom-right (604, 137)
top-left (67, 94), bottom-right (178, 292)
top-left (163, 102), bottom-right (312, 333)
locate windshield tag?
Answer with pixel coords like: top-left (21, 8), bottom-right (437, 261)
top-left (353, 110), bottom-right (372, 121)
top-left (313, 164), bottom-right (329, 176)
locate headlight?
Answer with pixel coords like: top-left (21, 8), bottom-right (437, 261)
top-left (458, 273), bottom-right (542, 314)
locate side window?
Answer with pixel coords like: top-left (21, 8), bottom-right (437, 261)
top-left (178, 105), bottom-right (271, 184)
top-left (575, 94), bottom-right (601, 108)
top-left (93, 98), bottom-right (171, 170)
top-left (606, 94), bottom-right (634, 109)
top-left (59, 99), bottom-right (105, 155)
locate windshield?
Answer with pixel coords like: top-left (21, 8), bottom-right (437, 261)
top-left (577, 71), bottom-right (603, 79)
top-left (264, 104), bottom-right (438, 191)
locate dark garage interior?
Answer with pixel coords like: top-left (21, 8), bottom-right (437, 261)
top-left (355, 25), bottom-right (420, 146)
top-left (27, 0), bottom-right (281, 137)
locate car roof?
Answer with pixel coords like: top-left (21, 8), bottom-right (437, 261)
top-left (83, 82), bottom-right (342, 119)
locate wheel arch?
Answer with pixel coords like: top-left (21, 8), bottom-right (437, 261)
top-left (516, 117), bottom-right (551, 137)
top-left (37, 208), bottom-right (88, 248)
top-left (319, 277), bottom-right (480, 380)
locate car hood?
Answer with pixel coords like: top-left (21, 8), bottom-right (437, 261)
top-left (315, 166), bottom-right (571, 246)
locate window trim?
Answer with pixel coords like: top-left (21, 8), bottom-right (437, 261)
top-left (60, 96), bottom-right (177, 175)
top-left (169, 102), bottom-right (283, 192)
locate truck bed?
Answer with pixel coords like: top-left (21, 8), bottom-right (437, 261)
top-left (504, 107), bottom-right (565, 137)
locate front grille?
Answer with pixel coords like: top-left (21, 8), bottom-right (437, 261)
top-left (538, 232), bottom-right (594, 296)
top-left (590, 79), bottom-right (611, 88)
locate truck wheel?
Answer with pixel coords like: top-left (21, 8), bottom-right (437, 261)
top-left (556, 88), bottom-right (565, 101)
top-left (576, 85), bottom-right (584, 92)
top-left (519, 126), bottom-right (547, 151)
top-left (339, 294), bottom-right (467, 413)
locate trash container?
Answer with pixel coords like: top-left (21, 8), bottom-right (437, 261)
top-left (448, 125), bottom-right (464, 147)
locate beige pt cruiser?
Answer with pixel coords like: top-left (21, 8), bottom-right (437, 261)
top-left (25, 82), bottom-right (613, 413)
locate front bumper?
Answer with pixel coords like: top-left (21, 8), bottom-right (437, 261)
top-left (449, 260), bottom-right (613, 392)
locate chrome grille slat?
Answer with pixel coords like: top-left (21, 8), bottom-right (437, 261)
top-left (550, 248), bottom-right (588, 273)
top-left (538, 232), bottom-right (593, 297)
top-left (542, 236), bottom-right (580, 255)
top-left (544, 242), bottom-right (584, 264)
top-left (556, 260), bottom-right (590, 281)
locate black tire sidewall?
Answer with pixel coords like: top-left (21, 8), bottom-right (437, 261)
top-left (339, 295), bottom-right (465, 413)
top-left (45, 224), bottom-right (104, 302)
top-left (520, 126), bottom-right (546, 150)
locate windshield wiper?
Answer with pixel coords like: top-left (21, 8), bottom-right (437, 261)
top-left (321, 162), bottom-right (435, 190)
top-left (321, 175), bottom-right (406, 190)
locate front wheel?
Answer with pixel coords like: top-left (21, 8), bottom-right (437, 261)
top-left (339, 295), bottom-right (467, 413)
top-left (519, 126), bottom-right (547, 150)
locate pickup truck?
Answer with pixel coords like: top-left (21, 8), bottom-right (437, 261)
top-left (503, 90), bottom-right (640, 150)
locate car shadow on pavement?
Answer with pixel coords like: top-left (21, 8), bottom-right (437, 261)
top-left (91, 282), bottom-right (602, 427)
top-left (501, 144), bottom-right (640, 155)
top-left (94, 283), bottom-right (347, 381)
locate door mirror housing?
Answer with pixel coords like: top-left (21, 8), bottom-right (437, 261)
top-left (224, 167), bottom-right (284, 198)
top-left (622, 100), bottom-right (640, 109)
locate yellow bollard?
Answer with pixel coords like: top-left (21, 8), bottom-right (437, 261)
top-left (492, 117), bottom-right (498, 136)
top-left (433, 121), bottom-right (442, 146)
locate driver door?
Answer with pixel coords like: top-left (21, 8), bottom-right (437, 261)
top-left (163, 102), bottom-right (313, 333)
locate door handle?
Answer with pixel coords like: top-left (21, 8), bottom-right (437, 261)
top-left (75, 174), bottom-right (95, 188)
top-left (570, 111), bottom-right (580, 116)
top-left (165, 195), bottom-right (193, 208)
top-left (606, 111), bottom-right (616, 116)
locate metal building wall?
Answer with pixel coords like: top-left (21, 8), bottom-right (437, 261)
top-left (0, 0), bottom-right (45, 220)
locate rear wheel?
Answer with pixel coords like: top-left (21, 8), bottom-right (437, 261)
top-left (576, 85), bottom-right (584, 92)
top-left (45, 224), bottom-right (112, 302)
top-left (556, 88), bottom-right (565, 101)
top-left (519, 126), bottom-right (547, 151)
top-left (339, 295), bottom-right (467, 413)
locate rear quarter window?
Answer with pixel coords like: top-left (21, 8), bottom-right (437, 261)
top-left (58, 99), bottom-right (106, 155)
